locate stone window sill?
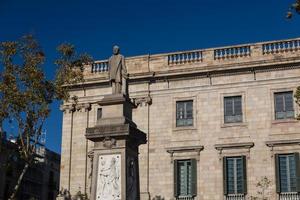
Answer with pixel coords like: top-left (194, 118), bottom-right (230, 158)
top-left (221, 122), bottom-right (248, 128)
top-left (173, 125), bottom-right (197, 132)
top-left (271, 119), bottom-right (299, 125)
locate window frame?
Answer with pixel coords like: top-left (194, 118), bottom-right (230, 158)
top-left (176, 100), bottom-right (193, 127)
top-left (223, 156), bottom-right (247, 195)
top-left (173, 96), bottom-right (197, 131)
top-left (224, 95), bottom-right (243, 124)
top-left (274, 91), bottom-right (295, 120)
top-left (221, 92), bottom-right (247, 128)
top-left (270, 88), bottom-right (298, 123)
top-left (174, 159), bottom-right (197, 198)
top-left (97, 107), bottom-right (102, 121)
top-left (275, 153), bottom-right (300, 193)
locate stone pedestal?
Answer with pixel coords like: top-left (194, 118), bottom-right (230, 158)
top-left (86, 94), bottom-right (146, 200)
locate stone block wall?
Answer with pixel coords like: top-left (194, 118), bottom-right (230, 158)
top-left (59, 38), bottom-right (300, 200)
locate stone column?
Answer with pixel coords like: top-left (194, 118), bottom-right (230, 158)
top-left (86, 94), bottom-right (146, 200)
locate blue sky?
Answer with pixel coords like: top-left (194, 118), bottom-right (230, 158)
top-left (0, 0), bottom-right (299, 154)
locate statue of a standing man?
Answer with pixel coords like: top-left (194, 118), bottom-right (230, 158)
top-left (108, 45), bottom-right (127, 95)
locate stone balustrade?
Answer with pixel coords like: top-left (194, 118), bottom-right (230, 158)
top-left (214, 45), bottom-right (251, 60)
top-left (91, 60), bottom-right (109, 73)
top-left (83, 37), bottom-right (300, 78)
top-left (263, 39), bottom-right (300, 54)
top-left (168, 50), bottom-right (202, 65)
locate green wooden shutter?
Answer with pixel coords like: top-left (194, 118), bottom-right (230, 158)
top-left (242, 156), bottom-right (247, 194)
top-left (191, 159), bottom-right (197, 196)
top-left (223, 157), bottom-right (228, 195)
top-left (174, 160), bottom-right (179, 197)
top-left (275, 154), bottom-right (281, 193)
top-left (294, 152), bottom-right (300, 192)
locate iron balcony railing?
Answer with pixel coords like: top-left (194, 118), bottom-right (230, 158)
top-left (176, 195), bottom-right (194, 200)
top-left (225, 194), bottom-right (246, 200)
top-left (279, 192), bottom-right (300, 200)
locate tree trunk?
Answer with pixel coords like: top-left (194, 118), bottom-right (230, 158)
top-left (8, 162), bottom-right (29, 200)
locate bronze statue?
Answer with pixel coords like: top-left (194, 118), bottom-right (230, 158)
top-left (108, 45), bottom-right (126, 94)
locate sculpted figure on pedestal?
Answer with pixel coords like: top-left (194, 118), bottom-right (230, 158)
top-left (108, 45), bottom-right (127, 95)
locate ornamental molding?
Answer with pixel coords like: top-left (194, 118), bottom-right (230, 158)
top-left (60, 103), bottom-right (91, 113)
top-left (59, 104), bottom-right (75, 113)
top-left (132, 95), bottom-right (152, 107)
top-left (265, 139), bottom-right (300, 158)
top-left (214, 142), bottom-right (254, 160)
top-left (214, 142), bottom-right (254, 151)
top-left (265, 139), bottom-right (300, 148)
top-left (166, 145), bottom-right (204, 162)
top-left (75, 103), bottom-right (91, 112)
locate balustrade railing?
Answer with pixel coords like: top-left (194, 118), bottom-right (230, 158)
top-left (225, 194), bottom-right (245, 200)
top-left (214, 46), bottom-right (251, 60)
top-left (176, 196), bottom-right (194, 200)
top-left (88, 38), bottom-right (300, 74)
top-left (91, 60), bottom-right (109, 73)
top-left (263, 39), bottom-right (300, 54)
top-left (279, 192), bottom-right (300, 200)
top-left (168, 51), bottom-right (202, 65)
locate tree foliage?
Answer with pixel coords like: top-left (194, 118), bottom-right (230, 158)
top-left (287, 0), bottom-right (300, 18)
top-left (0, 35), bottom-right (91, 199)
top-left (249, 176), bottom-right (271, 200)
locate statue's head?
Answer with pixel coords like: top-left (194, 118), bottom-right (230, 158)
top-left (113, 45), bottom-right (120, 55)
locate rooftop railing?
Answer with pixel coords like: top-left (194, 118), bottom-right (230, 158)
top-left (91, 60), bottom-right (109, 73)
top-left (263, 39), bottom-right (300, 54)
top-left (214, 45), bottom-right (251, 60)
top-left (168, 50), bottom-right (202, 65)
top-left (85, 37), bottom-right (300, 76)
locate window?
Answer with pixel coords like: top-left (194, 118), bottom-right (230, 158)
top-left (174, 159), bottom-right (197, 198)
top-left (176, 100), bottom-right (193, 127)
top-left (224, 96), bottom-right (242, 123)
top-left (275, 153), bottom-right (300, 193)
top-left (223, 156), bottom-right (247, 195)
top-left (274, 91), bottom-right (294, 120)
top-left (97, 108), bottom-right (102, 120)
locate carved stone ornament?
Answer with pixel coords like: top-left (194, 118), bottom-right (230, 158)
top-left (88, 151), bottom-right (94, 179)
top-left (96, 154), bottom-right (121, 200)
top-left (133, 95), bottom-right (152, 107)
top-left (103, 137), bottom-right (117, 149)
top-left (60, 104), bottom-right (76, 113)
top-left (75, 103), bottom-right (91, 112)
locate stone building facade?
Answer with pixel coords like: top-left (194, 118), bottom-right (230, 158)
top-left (59, 38), bottom-right (300, 200)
